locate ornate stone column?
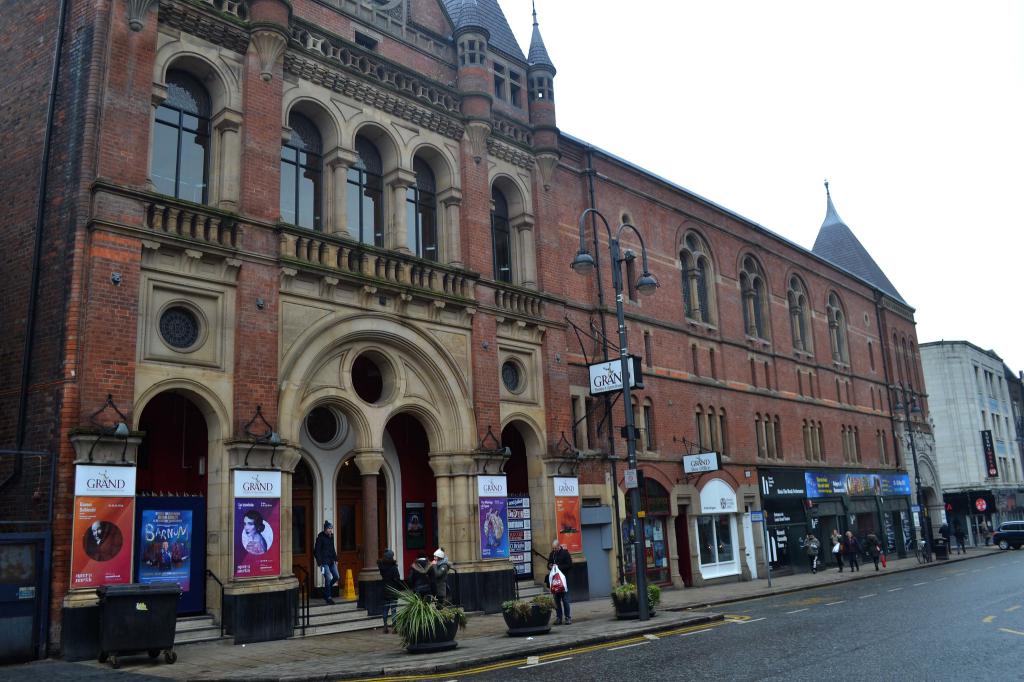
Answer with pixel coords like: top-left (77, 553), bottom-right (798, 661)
top-left (325, 147), bottom-right (358, 237)
top-left (353, 449), bottom-right (384, 575)
top-left (213, 109), bottom-right (243, 211)
top-left (438, 188), bottom-right (463, 268)
top-left (384, 168), bottom-right (417, 253)
top-left (147, 84), bottom-right (168, 192)
top-left (513, 215), bottom-right (537, 289)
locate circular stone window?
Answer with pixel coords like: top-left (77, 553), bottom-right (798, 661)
top-left (305, 405), bottom-right (348, 449)
top-left (501, 360), bottom-right (523, 393)
top-left (351, 351), bottom-right (395, 405)
top-left (159, 305), bottom-right (201, 350)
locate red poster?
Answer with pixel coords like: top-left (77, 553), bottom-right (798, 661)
top-left (71, 496), bottom-right (135, 588)
top-left (555, 496), bottom-right (582, 552)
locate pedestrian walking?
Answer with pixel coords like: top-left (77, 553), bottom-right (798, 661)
top-left (842, 531), bottom-right (861, 572)
top-left (378, 549), bottom-right (402, 633)
top-left (804, 533), bottom-right (821, 574)
top-left (981, 520), bottom-right (992, 546)
top-left (953, 522), bottom-right (966, 555)
top-left (547, 539), bottom-right (573, 625)
top-left (864, 532), bottom-right (883, 571)
top-left (313, 521), bottom-right (339, 605)
top-left (830, 529), bottom-right (844, 572)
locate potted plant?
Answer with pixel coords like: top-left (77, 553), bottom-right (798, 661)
top-left (501, 594), bottom-right (555, 636)
top-left (392, 589), bottom-right (467, 653)
top-left (611, 582), bottom-right (661, 619)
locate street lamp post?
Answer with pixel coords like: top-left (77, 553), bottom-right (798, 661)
top-left (572, 208), bottom-right (659, 621)
top-left (893, 383), bottom-right (932, 560)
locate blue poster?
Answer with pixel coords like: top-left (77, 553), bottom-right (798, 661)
top-left (879, 473), bottom-right (912, 496)
top-left (138, 509), bottom-right (192, 591)
top-left (479, 497), bottom-right (509, 559)
top-left (804, 471), bottom-right (847, 498)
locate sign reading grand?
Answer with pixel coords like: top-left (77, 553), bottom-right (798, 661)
top-left (587, 357), bottom-right (643, 395)
top-left (233, 470), bottom-right (282, 498)
top-left (477, 475), bottom-right (508, 498)
top-left (682, 452), bottom-right (720, 474)
top-left (75, 465), bottom-right (137, 497)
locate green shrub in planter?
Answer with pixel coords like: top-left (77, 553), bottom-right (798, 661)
top-left (392, 590), bottom-right (467, 651)
top-left (611, 582), bottom-right (661, 618)
top-left (501, 594), bottom-right (555, 636)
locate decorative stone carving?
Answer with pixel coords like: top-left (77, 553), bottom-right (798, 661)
top-left (535, 152), bottom-right (559, 191)
top-left (250, 27), bottom-right (289, 81)
top-left (128, 0), bottom-right (159, 31)
top-left (464, 120), bottom-right (491, 164)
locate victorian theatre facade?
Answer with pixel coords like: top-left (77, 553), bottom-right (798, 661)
top-left (0, 0), bottom-right (932, 660)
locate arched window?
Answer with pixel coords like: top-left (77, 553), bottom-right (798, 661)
top-left (406, 157), bottom-right (438, 260)
top-left (152, 70), bottom-right (211, 203)
top-left (347, 136), bottom-right (384, 247)
top-left (740, 256), bottom-right (767, 339)
top-left (787, 276), bottom-right (811, 352)
top-left (827, 293), bottom-right (849, 363)
top-left (680, 233), bottom-right (715, 324)
top-left (280, 112), bottom-right (323, 230)
top-left (491, 187), bottom-right (512, 282)
top-left (643, 399), bottom-right (656, 451)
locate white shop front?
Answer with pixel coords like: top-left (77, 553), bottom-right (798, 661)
top-left (695, 478), bottom-right (740, 580)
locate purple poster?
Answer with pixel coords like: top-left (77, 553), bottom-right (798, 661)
top-left (479, 497), bottom-right (509, 560)
top-left (233, 498), bottom-right (280, 578)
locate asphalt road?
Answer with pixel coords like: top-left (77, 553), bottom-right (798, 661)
top-left (465, 550), bottom-right (1024, 682)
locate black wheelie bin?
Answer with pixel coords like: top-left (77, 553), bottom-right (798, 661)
top-left (96, 582), bottom-right (182, 669)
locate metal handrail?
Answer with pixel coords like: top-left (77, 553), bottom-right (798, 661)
top-left (293, 564), bottom-right (311, 635)
top-left (205, 569), bottom-right (225, 638)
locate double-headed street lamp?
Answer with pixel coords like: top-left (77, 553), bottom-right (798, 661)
top-left (892, 383), bottom-right (932, 560)
top-left (571, 208), bottom-right (659, 621)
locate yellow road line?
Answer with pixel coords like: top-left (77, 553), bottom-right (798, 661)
top-left (342, 618), bottom-right (734, 682)
top-left (983, 616), bottom-right (996, 623)
top-left (998, 627), bottom-right (1024, 637)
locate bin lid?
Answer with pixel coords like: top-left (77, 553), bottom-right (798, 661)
top-left (96, 582), bottom-right (183, 599)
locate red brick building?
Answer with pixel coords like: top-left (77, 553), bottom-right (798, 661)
top-left (0, 0), bottom-right (933, 659)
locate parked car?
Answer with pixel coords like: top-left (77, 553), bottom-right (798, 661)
top-left (992, 521), bottom-right (1024, 550)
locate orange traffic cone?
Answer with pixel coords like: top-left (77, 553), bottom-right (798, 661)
top-left (343, 568), bottom-right (356, 600)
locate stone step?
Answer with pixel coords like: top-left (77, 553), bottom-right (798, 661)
top-left (306, 599), bottom-right (360, 616)
top-left (292, 616), bottom-right (383, 638)
top-left (305, 609), bottom-right (380, 628)
top-left (174, 616), bottom-right (225, 645)
top-left (175, 615), bottom-right (220, 633)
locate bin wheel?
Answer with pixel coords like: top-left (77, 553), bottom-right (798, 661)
top-left (148, 649), bottom-right (160, 659)
top-left (98, 652), bottom-right (108, 663)
top-left (109, 655), bottom-right (120, 669)
top-left (164, 650), bottom-right (177, 664)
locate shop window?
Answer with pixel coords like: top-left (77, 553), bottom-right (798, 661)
top-left (625, 477), bottom-right (670, 583)
top-left (696, 515), bottom-right (735, 566)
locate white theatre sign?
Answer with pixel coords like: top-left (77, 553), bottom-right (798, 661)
top-left (587, 357), bottom-right (643, 395)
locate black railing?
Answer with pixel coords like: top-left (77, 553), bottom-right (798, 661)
top-left (293, 564), bottom-right (311, 636)
top-left (205, 569), bottom-right (225, 639)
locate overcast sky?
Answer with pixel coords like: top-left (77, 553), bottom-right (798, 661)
top-left (507, 1), bottom-right (1024, 373)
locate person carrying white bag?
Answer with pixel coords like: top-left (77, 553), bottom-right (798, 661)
top-left (546, 539), bottom-right (573, 625)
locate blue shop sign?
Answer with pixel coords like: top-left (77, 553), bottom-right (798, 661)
top-left (804, 471), bottom-right (846, 498)
top-left (879, 473), bottom-right (911, 496)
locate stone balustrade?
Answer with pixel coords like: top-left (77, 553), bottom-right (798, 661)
top-left (145, 200), bottom-right (240, 248)
top-left (493, 284), bottom-right (543, 317)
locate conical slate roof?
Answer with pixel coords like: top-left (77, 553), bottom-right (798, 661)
top-left (443, 0), bottom-right (525, 61)
top-left (812, 183), bottom-right (905, 303)
top-left (528, 6), bottom-right (555, 73)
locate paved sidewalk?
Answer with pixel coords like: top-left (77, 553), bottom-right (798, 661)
top-left (6, 544), bottom-right (1003, 681)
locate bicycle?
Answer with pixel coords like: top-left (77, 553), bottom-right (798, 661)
top-left (914, 539), bottom-right (932, 564)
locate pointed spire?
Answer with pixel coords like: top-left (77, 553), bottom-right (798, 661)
top-left (528, 1), bottom-right (555, 73)
top-left (812, 181), bottom-right (905, 303)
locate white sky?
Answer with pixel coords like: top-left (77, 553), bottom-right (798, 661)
top-left (506, 1), bottom-right (1024, 372)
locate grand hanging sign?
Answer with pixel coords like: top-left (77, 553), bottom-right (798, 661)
top-left (682, 452), bottom-right (720, 474)
top-left (587, 357), bottom-right (644, 395)
top-left (71, 464), bottom-right (137, 589)
top-left (233, 470), bottom-right (282, 579)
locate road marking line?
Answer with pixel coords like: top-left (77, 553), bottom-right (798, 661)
top-left (913, 582), bottom-right (928, 586)
top-left (609, 642), bottom-right (649, 651)
top-left (644, 634), bottom-right (660, 640)
top-left (935, 577), bottom-right (947, 582)
top-left (972, 569), bottom-right (982, 573)
top-left (887, 587), bottom-right (903, 592)
top-left (859, 594), bottom-right (877, 599)
top-left (786, 608), bottom-right (809, 614)
top-left (983, 616), bottom-right (995, 623)
top-left (678, 628), bottom-right (712, 637)
top-left (998, 628), bottom-right (1024, 637)
top-left (825, 601), bottom-right (846, 606)
top-left (1006, 606), bottom-right (1021, 612)
top-left (526, 656), bottom-right (539, 665)
top-left (736, 617), bottom-right (766, 623)
top-left (518, 657), bottom-right (572, 669)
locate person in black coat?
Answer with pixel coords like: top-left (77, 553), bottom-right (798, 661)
top-left (546, 539), bottom-right (573, 625)
top-left (378, 549), bottom-right (403, 633)
top-left (313, 521), bottom-right (338, 605)
top-left (842, 531), bottom-right (861, 572)
top-left (408, 556), bottom-right (431, 597)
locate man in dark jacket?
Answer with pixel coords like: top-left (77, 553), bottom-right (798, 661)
top-left (408, 556), bottom-right (431, 596)
top-left (378, 549), bottom-right (402, 633)
top-left (546, 539), bottom-right (573, 625)
top-left (314, 521), bottom-right (338, 605)
top-left (842, 531), bottom-right (861, 572)
top-left (428, 548), bottom-right (453, 602)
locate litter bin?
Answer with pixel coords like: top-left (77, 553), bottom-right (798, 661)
top-left (96, 582), bottom-right (182, 669)
top-left (933, 538), bottom-right (949, 560)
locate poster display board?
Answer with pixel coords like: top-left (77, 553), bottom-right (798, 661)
top-left (478, 476), bottom-right (509, 560)
top-left (553, 477), bottom-right (581, 552)
top-left (138, 509), bottom-right (192, 591)
top-left (233, 470), bottom-right (281, 579)
top-left (71, 465), bottom-right (136, 589)
top-left (507, 497), bottom-right (532, 578)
